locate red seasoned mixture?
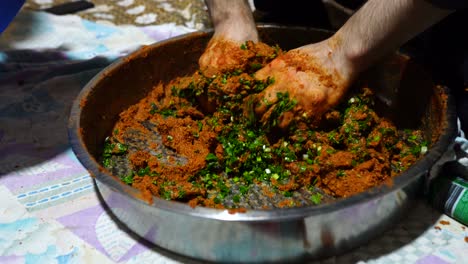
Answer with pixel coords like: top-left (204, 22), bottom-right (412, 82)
top-left (101, 41), bottom-right (428, 209)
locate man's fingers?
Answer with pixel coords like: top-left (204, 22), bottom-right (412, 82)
top-left (254, 88), bottom-right (279, 116)
top-left (254, 65), bottom-right (271, 80)
top-left (259, 103), bottom-right (276, 125)
top-left (277, 111), bottom-right (294, 129)
top-left (242, 94), bottom-right (257, 123)
top-left (258, 103), bottom-right (295, 129)
top-left (199, 38), bottom-right (252, 76)
top-left (254, 58), bottom-right (286, 80)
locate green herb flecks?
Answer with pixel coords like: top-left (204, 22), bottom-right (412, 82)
top-left (263, 92), bottom-right (297, 129)
top-left (171, 81), bottom-right (205, 106)
top-left (102, 137), bottom-right (128, 169)
top-left (310, 192), bottom-right (322, 205)
top-left (250, 62), bottom-right (263, 71)
top-left (193, 92), bottom-right (298, 197)
top-left (121, 172), bottom-right (134, 185)
top-left (337, 170), bottom-right (346, 177)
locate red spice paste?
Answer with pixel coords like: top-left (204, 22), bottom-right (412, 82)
top-left (102, 41), bottom-right (427, 210)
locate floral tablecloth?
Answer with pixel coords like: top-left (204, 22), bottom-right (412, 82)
top-left (0, 10), bottom-right (467, 264)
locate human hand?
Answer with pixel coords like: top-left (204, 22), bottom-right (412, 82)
top-left (199, 0), bottom-right (258, 76)
top-left (199, 35), bottom-right (257, 77)
top-left (254, 38), bottom-right (356, 128)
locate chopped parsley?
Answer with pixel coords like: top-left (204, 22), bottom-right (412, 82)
top-left (150, 103), bottom-right (177, 117)
top-left (121, 172), bottom-right (134, 185)
top-left (310, 192), bottom-right (322, 205)
top-left (102, 137), bottom-right (128, 168)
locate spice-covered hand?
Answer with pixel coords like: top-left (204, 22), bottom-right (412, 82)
top-left (199, 0), bottom-right (258, 76)
top-left (254, 0), bottom-right (451, 127)
top-left (254, 38), bottom-right (355, 127)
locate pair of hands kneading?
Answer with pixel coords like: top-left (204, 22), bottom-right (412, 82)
top-left (198, 29), bottom-right (355, 128)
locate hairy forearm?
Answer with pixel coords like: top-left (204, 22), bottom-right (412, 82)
top-left (336, 0), bottom-right (452, 73)
top-left (205, 0), bottom-right (258, 41)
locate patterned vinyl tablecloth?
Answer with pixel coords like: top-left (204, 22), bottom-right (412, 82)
top-left (24, 0), bottom-right (211, 29)
top-left (0, 9), bottom-right (468, 264)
